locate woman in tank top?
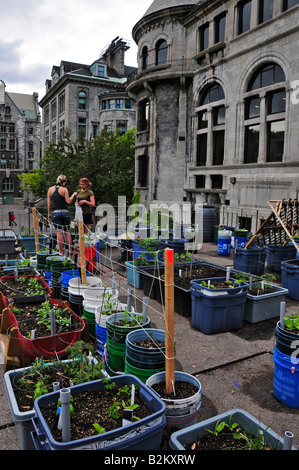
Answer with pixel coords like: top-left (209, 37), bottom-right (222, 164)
top-left (47, 174), bottom-right (77, 255)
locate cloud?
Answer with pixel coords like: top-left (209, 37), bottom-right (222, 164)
top-left (0, 0), bottom-right (151, 96)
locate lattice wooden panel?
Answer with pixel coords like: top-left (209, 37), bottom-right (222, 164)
top-left (246, 199), bottom-right (299, 250)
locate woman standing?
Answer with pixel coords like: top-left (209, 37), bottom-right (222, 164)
top-left (47, 174), bottom-right (77, 255)
top-left (76, 177), bottom-right (95, 233)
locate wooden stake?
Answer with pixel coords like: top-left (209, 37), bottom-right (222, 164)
top-left (32, 207), bottom-right (39, 252)
top-left (164, 248), bottom-right (175, 395)
top-left (78, 220), bottom-right (87, 284)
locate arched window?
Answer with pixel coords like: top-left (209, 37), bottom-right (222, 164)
top-left (78, 91), bottom-right (87, 110)
top-left (155, 39), bottom-right (168, 66)
top-left (197, 83), bottom-right (226, 167)
top-left (142, 46), bottom-right (149, 70)
top-left (244, 63), bottom-right (286, 163)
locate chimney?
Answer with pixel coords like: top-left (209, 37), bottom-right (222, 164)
top-left (102, 37), bottom-right (130, 76)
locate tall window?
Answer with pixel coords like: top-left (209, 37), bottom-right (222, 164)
top-left (78, 91), bottom-right (87, 110)
top-left (215, 13), bottom-right (226, 43)
top-left (138, 100), bottom-right (149, 132)
top-left (78, 117), bottom-right (86, 137)
top-left (258, 0), bottom-right (274, 23)
top-left (59, 92), bottom-right (65, 113)
top-left (244, 63), bottom-right (286, 163)
top-left (2, 178), bottom-right (14, 192)
top-left (138, 155), bottom-right (148, 187)
top-left (283, 0), bottom-right (299, 10)
top-left (0, 138), bottom-right (6, 150)
top-left (199, 23), bottom-right (209, 51)
top-left (142, 46), bottom-right (149, 70)
top-left (196, 83), bottom-right (225, 166)
top-left (155, 39), bottom-right (168, 66)
top-left (238, 0), bottom-right (252, 34)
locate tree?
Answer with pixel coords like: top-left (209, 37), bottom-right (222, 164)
top-left (20, 128), bottom-right (136, 208)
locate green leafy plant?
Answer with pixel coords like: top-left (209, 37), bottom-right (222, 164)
top-left (93, 423), bottom-right (106, 434)
top-left (34, 381), bottom-right (49, 400)
top-left (284, 314), bottom-right (299, 332)
top-left (36, 300), bottom-right (71, 332)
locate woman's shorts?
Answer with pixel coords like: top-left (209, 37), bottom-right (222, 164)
top-left (51, 210), bottom-right (70, 229)
top-left (83, 212), bottom-right (92, 225)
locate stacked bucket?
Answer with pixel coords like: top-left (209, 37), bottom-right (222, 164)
top-left (273, 302), bottom-right (299, 408)
top-left (125, 328), bottom-right (166, 383)
top-left (82, 287), bottom-right (118, 341)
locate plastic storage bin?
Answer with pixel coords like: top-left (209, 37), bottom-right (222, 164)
top-left (125, 260), bottom-right (143, 289)
top-left (190, 277), bottom-right (248, 334)
top-left (244, 283), bottom-right (289, 323)
top-left (233, 246), bottom-right (266, 276)
top-left (281, 259), bottom-right (299, 300)
top-left (169, 409), bottom-right (296, 450)
top-left (266, 244), bottom-right (297, 272)
top-left (31, 375), bottom-right (166, 450)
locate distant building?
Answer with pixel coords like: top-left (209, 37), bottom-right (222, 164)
top-left (128, 0), bottom-right (299, 230)
top-left (39, 37), bottom-right (136, 155)
top-left (0, 80), bottom-right (41, 204)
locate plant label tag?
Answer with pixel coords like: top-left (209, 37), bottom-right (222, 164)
top-left (122, 409), bottom-right (133, 427)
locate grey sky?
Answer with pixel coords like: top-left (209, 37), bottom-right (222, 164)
top-left (0, 0), bottom-right (151, 99)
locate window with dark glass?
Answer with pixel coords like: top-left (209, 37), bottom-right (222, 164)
top-left (213, 131), bottom-right (225, 165)
top-left (199, 23), bottom-right (209, 51)
top-left (244, 62), bottom-right (286, 163)
top-left (142, 46), bottom-right (149, 70)
top-left (201, 83), bottom-right (224, 105)
top-left (197, 134), bottom-right (207, 166)
top-left (258, 0), bottom-right (274, 23)
top-left (78, 91), bottom-right (87, 110)
top-left (215, 13), bottom-right (226, 43)
top-left (138, 100), bottom-right (149, 132)
top-left (138, 155), bottom-right (148, 187)
top-left (213, 106), bottom-right (225, 125)
top-left (249, 63), bottom-right (285, 90)
top-left (238, 0), bottom-right (252, 34)
top-left (198, 111), bottom-right (208, 129)
top-left (244, 125), bottom-right (260, 163)
top-left (283, 0), bottom-right (298, 10)
top-left (267, 121), bottom-right (285, 162)
top-left (268, 90), bottom-right (286, 114)
top-left (211, 175), bottom-right (223, 189)
top-left (195, 175), bottom-right (206, 188)
top-left (245, 96), bottom-right (261, 119)
top-left (78, 117), bottom-right (86, 137)
top-left (155, 40), bottom-right (168, 66)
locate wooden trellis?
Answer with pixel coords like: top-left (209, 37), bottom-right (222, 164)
top-left (246, 199), bottom-right (299, 251)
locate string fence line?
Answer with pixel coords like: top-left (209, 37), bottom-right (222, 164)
top-left (22, 209), bottom-right (176, 360)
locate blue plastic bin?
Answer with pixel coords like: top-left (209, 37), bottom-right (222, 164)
top-left (31, 375), bottom-right (166, 450)
top-left (233, 246), bottom-right (266, 276)
top-left (281, 259), bottom-right (299, 300)
top-left (266, 244), bottom-right (297, 272)
top-left (125, 261), bottom-right (143, 289)
top-left (191, 277), bottom-right (248, 334)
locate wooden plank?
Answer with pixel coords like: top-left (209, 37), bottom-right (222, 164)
top-left (164, 248), bottom-right (175, 395)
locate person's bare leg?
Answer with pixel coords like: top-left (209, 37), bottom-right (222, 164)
top-left (56, 231), bottom-right (64, 255)
top-left (64, 231), bottom-right (73, 254)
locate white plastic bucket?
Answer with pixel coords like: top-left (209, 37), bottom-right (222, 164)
top-left (68, 276), bottom-right (102, 296)
top-left (146, 371), bottom-right (202, 449)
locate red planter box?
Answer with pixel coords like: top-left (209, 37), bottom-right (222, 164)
top-left (7, 299), bottom-right (85, 360)
top-left (0, 274), bottom-right (52, 307)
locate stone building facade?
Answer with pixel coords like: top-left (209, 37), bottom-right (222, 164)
top-left (39, 38), bottom-right (136, 155)
top-left (0, 80), bottom-right (41, 204)
top-left (128, 0), bottom-right (299, 231)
